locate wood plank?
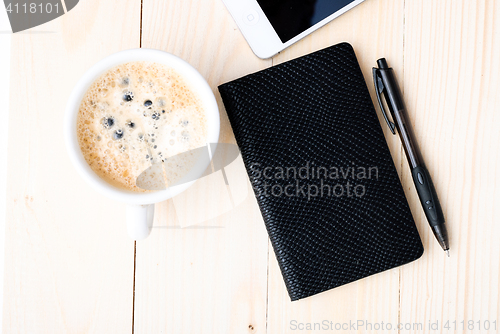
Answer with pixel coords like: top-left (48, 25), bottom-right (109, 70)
top-left (134, 0), bottom-right (271, 333)
top-left (267, 0), bottom-right (405, 332)
top-left (2, 0), bottom-right (141, 332)
top-left (4, 0), bottom-right (497, 332)
top-left (400, 1), bottom-right (500, 332)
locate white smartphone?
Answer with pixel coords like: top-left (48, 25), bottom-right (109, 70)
top-left (221, 0), bottom-right (366, 59)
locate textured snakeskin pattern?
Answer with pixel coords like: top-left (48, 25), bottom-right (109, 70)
top-left (219, 43), bottom-right (424, 301)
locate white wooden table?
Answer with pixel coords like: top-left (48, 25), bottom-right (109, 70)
top-left (3, 1), bottom-right (500, 333)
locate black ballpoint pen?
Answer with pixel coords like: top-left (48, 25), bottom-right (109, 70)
top-left (373, 58), bottom-right (450, 256)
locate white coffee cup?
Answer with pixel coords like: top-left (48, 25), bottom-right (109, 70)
top-left (64, 49), bottom-right (220, 240)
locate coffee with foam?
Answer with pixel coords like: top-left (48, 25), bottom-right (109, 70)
top-left (77, 61), bottom-right (208, 192)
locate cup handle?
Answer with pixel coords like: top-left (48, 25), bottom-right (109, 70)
top-left (126, 204), bottom-right (154, 240)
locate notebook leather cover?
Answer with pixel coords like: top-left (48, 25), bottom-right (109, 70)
top-left (218, 42), bottom-right (424, 301)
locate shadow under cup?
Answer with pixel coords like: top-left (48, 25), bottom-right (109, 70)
top-left (64, 49), bottom-right (220, 239)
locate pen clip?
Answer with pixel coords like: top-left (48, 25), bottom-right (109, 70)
top-left (373, 68), bottom-right (396, 134)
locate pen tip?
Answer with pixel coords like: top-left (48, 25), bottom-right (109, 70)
top-left (446, 250), bottom-right (450, 257)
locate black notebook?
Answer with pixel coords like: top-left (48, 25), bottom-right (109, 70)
top-left (218, 42), bottom-right (423, 301)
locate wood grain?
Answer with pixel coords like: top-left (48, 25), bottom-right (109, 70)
top-left (2, 0), bottom-right (141, 332)
top-left (134, 0), bottom-right (271, 333)
top-left (400, 1), bottom-right (500, 333)
top-left (3, 0), bottom-right (500, 333)
top-left (267, 1), bottom-right (405, 333)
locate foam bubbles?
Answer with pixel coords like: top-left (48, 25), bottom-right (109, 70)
top-left (77, 61), bottom-right (208, 192)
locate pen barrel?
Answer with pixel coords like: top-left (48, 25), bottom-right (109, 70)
top-left (377, 59), bottom-right (449, 251)
top-left (411, 166), bottom-right (445, 227)
top-left (378, 68), bottom-right (406, 117)
top-left (392, 109), bottom-right (424, 168)
top-left (379, 68), bottom-right (424, 168)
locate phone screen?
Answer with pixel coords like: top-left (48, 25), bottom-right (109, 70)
top-left (256, 0), bottom-right (356, 43)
